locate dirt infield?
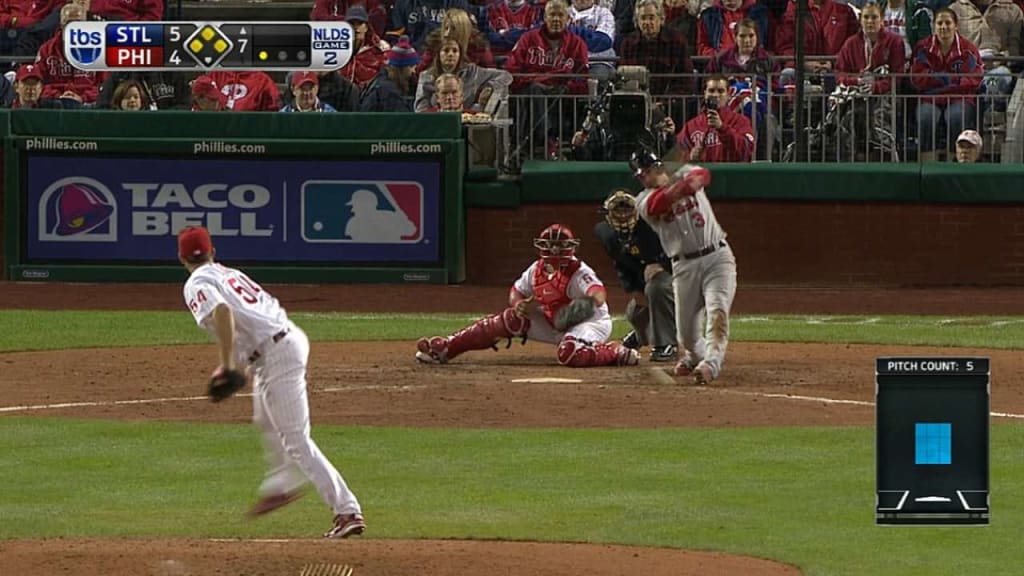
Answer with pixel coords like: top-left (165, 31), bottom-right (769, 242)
top-left (2, 282), bottom-right (1022, 576)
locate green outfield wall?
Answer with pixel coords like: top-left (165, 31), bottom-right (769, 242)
top-left (1, 110), bottom-right (1022, 285)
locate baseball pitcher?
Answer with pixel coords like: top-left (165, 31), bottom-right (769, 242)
top-left (629, 149), bottom-right (738, 385)
top-left (416, 224), bottom-right (641, 367)
top-left (178, 226), bottom-right (365, 539)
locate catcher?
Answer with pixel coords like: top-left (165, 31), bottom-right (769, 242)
top-left (178, 226), bottom-right (366, 539)
top-left (416, 223), bottom-right (640, 367)
top-left (595, 189), bottom-right (678, 362)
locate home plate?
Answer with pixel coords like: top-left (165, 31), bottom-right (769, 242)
top-left (510, 377), bottom-right (584, 383)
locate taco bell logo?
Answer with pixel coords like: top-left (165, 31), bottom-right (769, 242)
top-left (300, 180), bottom-right (424, 244)
top-left (38, 177), bottom-right (117, 242)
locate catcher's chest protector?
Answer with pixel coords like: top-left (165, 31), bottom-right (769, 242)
top-left (532, 259), bottom-right (580, 324)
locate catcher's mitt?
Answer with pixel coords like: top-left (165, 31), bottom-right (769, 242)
top-left (208, 366), bottom-right (249, 403)
top-left (554, 297), bottom-right (596, 332)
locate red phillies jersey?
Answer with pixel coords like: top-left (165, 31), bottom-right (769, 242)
top-left (206, 71), bottom-right (282, 111)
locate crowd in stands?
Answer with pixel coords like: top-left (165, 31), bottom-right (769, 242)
top-left (1, 0), bottom-right (1022, 163)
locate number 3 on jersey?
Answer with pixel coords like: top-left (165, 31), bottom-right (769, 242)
top-left (228, 275), bottom-right (262, 304)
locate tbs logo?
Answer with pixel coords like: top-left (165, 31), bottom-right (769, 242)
top-left (64, 23), bottom-right (104, 68)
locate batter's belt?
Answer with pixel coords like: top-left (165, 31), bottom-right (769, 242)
top-left (673, 240), bottom-right (728, 262)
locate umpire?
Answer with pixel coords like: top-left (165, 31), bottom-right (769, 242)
top-left (594, 189), bottom-right (677, 362)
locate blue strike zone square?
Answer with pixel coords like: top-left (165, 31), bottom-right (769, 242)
top-left (915, 423), bottom-right (952, 465)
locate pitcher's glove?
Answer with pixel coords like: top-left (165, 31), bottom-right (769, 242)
top-left (554, 296), bottom-right (596, 332)
top-left (208, 366), bottom-right (249, 403)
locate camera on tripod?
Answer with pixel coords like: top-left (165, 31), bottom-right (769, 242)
top-left (579, 66), bottom-right (655, 161)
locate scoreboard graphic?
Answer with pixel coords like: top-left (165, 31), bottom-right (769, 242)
top-left (64, 21), bottom-right (354, 71)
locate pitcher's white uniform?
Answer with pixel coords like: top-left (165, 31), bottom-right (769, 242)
top-left (636, 164), bottom-right (738, 380)
top-left (183, 262), bottom-right (362, 518)
top-left (512, 259), bottom-right (613, 345)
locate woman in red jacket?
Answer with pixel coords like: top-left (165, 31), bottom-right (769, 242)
top-left (836, 3), bottom-right (906, 95)
top-left (909, 8), bottom-right (982, 162)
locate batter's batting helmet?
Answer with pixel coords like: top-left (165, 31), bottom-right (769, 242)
top-left (534, 224), bottom-right (580, 267)
top-left (629, 148), bottom-right (662, 177)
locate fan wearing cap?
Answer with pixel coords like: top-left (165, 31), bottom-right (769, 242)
top-left (337, 4), bottom-right (390, 89)
top-left (280, 72), bottom-right (337, 112)
top-left (9, 63), bottom-right (75, 109)
top-left (177, 226), bottom-right (367, 539)
top-left (37, 3), bottom-right (108, 105)
top-left (358, 35), bottom-right (420, 112)
top-left (954, 129), bottom-right (984, 163)
top-left (594, 189), bottom-right (678, 362)
top-left (190, 75), bottom-right (228, 111)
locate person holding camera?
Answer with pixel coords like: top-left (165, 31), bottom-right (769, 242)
top-left (672, 74), bottom-right (755, 163)
top-left (594, 190), bottom-right (677, 362)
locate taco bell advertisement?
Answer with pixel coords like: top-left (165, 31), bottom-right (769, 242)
top-left (25, 156), bottom-right (442, 263)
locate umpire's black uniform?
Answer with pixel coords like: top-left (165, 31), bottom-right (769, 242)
top-left (594, 218), bottom-right (677, 359)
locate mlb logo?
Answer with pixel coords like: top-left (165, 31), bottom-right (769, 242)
top-left (301, 180), bottom-right (424, 244)
top-left (37, 176), bottom-right (118, 242)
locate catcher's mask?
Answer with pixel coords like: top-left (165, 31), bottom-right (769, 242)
top-left (600, 189), bottom-right (638, 236)
top-left (534, 224), bottom-right (580, 267)
top-left (629, 148), bottom-right (662, 178)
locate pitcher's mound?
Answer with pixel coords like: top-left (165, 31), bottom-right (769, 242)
top-left (1, 538), bottom-right (802, 576)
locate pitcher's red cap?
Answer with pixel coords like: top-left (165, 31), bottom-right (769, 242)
top-left (178, 226), bottom-right (212, 260)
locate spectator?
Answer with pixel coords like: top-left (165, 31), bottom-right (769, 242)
top-left (359, 35), bottom-right (420, 111)
top-left (620, 0), bottom-right (695, 97)
top-left (417, 8), bottom-right (496, 73)
top-left (706, 18), bottom-right (779, 159)
top-left (1, 72), bottom-right (12, 106)
top-left (421, 72), bottom-right (471, 111)
top-left (773, 0), bottom-right (859, 72)
top-left (415, 36), bottom-right (511, 113)
top-left (96, 71), bottom-right (191, 109)
top-left (662, 0), bottom-right (708, 57)
top-left (0, 0), bottom-right (62, 41)
top-left (954, 128), bottom-right (983, 161)
top-left (672, 73), bottom-right (755, 162)
top-left (312, 0), bottom-right (389, 37)
top-left (110, 79), bottom-right (146, 110)
top-left (482, 0), bottom-right (543, 56)
top-left (339, 5), bottom-right (389, 89)
top-left (190, 75), bottom-right (227, 111)
top-left (90, 0), bottom-right (163, 20)
top-left (311, 70), bottom-right (362, 111)
top-left (949, 0), bottom-right (1021, 57)
top-left (36, 4), bottom-right (107, 105)
top-left (281, 71), bottom-right (338, 112)
top-left (569, 0), bottom-right (617, 76)
top-left (878, 0), bottom-right (934, 58)
top-left (386, 0), bottom-right (470, 50)
top-left (206, 70), bottom-right (281, 111)
top-left (506, 0), bottom-right (590, 153)
top-left (911, 8), bottom-right (982, 161)
top-left (696, 0), bottom-right (770, 57)
top-left (8, 63), bottom-right (79, 108)
top-left (10, 0), bottom-right (95, 60)
top-left (836, 2), bottom-right (907, 94)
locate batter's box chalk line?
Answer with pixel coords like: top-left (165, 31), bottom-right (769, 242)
top-left (299, 563), bottom-right (353, 576)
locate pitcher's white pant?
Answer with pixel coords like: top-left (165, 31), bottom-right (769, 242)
top-left (251, 324), bottom-right (361, 516)
top-left (671, 246), bottom-right (737, 378)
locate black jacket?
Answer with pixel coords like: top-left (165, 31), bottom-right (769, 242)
top-left (594, 219), bottom-right (671, 294)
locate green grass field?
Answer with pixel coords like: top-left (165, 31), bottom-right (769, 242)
top-left (1, 311), bottom-right (1021, 576)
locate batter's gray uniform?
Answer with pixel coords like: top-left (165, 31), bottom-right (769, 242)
top-left (635, 164), bottom-right (737, 380)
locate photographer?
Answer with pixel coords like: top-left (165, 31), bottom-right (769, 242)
top-left (594, 189), bottom-right (677, 362)
top-left (671, 74), bottom-right (755, 163)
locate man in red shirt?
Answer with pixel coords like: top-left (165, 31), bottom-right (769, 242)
top-left (190, 74), bottom-right (227, 111)
top-left (206, 70), bottom-right (281, 112)
top-left (673, 74), bottom-right (755, 163)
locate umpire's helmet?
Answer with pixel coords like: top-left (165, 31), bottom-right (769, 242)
top-left (629, 148), bottom-right (662, 177)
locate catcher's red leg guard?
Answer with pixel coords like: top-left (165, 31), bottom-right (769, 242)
top-left (556, 336), bottom-right (640, 367)
top-left (418, 308), bottom-right (529, 363)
